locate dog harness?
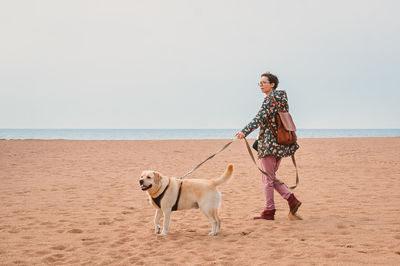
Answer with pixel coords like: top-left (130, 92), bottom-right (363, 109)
top-left (151, 180), bottom-right (182, 211)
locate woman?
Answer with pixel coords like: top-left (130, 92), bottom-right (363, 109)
top-left (235, 72), bottom-right (301, 220)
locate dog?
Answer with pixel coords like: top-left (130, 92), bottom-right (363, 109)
top-left (139, 164), bottom-right (233, 236)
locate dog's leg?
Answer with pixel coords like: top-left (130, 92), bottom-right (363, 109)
top-left (154, 209), bottom-right (162, 234)
top-left (200, 207), bottom-right (217, 236)
top-left (160, 209), bottom-right (171, 235)
top-left (214, 210), bottom-right (221, 233)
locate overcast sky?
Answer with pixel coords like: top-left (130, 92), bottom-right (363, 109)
top-left (1, 0), bottom-right (399, 129)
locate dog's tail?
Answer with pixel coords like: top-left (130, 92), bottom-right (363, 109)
top-left (211, 164), bottom-right (234, 187)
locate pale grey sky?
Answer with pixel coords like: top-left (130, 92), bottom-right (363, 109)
top-left (1, 0), bottom-right (399, 129)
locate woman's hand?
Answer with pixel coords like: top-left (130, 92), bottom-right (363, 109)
top-left (235, 132), bottom-right (245, 139)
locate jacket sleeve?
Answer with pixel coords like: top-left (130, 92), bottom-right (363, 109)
top-left (240, 97), bottom-right (271, 137)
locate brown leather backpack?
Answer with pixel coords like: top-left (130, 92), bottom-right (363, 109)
top-left (266, 96), bottom-right (297, 145)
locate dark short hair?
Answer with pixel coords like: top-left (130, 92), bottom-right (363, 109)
top-left (261, 72), bottom-right (279, 89)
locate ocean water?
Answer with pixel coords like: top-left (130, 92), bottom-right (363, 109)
top-left (0, 128), bottom-right (399, 140)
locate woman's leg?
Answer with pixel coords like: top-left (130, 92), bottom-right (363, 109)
top-left (260, 156), bottom-right (301, 217)
top-left (273, 157), bottom-right (302, 215)
top-left (260, 156), bottom-right (278, 211)
top-left (273, 157), bottom-right (292, 200)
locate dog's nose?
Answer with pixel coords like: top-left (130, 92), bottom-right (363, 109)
top-left (139, 180), bottom-right (144, 185)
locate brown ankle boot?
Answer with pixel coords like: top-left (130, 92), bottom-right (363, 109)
top-left (253, 209), bottom-right (275, 220)
top-left (287, 194), bottom-right (301, 214)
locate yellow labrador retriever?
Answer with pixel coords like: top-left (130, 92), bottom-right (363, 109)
top-left (139, 164), bottom-right (233, 236)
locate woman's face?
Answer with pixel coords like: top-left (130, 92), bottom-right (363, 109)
top-left (259, 76), bottom-right (274, 95)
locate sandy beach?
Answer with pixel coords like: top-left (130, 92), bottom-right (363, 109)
top-left (0, 137), bottom-right (399, 265)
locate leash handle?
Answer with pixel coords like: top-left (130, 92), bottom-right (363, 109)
top-left (243, 137), bottom-right (299, 189)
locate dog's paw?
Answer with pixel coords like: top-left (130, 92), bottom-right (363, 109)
top-left (155, 225), bottom-right (161, 234)
top-left (160, 231), bottom-right (168, 236)
top-left (208, 232), bottom-right (217, 236)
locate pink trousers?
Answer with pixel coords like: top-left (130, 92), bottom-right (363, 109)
top-left (260, 156), bottom-right (292, 211)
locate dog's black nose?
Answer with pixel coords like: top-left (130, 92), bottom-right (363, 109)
top-left (139, 180), bottom-right (144, 185)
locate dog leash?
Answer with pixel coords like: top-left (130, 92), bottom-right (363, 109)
top-left (178, 138), bottom-right (238, 179)
top-left (243, 137), bottom-right (299, 189)
top-left (178, 137), bottom-right (298, 190)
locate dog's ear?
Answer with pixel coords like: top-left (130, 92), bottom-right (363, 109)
top-left (153, 171), bottom-right (161, 184)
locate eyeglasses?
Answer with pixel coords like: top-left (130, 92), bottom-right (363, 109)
top-left (258, 81), bottom-right (269, 86)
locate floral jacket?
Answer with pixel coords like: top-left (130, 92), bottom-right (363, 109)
top-left (241, 90), bottom-right (299, 158)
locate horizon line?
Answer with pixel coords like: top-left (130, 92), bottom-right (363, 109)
top-left (1, 128), bottom-right (400, 130)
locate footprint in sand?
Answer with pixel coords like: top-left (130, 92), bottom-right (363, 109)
top-left (12, 260), bottom-right (27, 265)
top-left (68, 229), bottom-right (83, 233)
top-left (42, 253), bottom-right (65, 263)
top-left (18, 216), bottom-right (34, 221)
top-left (51, 245), bottom-right (66, 251)
top-left (133, 221), bottom-right (143, 227)
top-left (110, 237), bottom-right (130, 248)
top-left (81, 238), bottom-right (96, 246)
top-left (336, 223), bottom-right (347, 229)
top-left (324, 253), bottom-right (337, 258)
top-left (98, 220), bottom-right (113, 225)
top-left (202, 256), bottom-right (216, 261)
top-left (35, 250), bottom-right (52, 256)
top-left (270, 251), bottom-right (284, 260)
top-left (8, 228), bottom-right (21, 233)
top-left (128, 256), bottom-right (141, 263)
top-left (223, 250), bottom-right (236, 256)
top-left (21, 235), bottom-right (35, 240)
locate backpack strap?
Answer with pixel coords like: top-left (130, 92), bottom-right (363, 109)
top-left (266, 96), bottom-right (278, 137)
top-left (269, 95), bottom-right (281, 111)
